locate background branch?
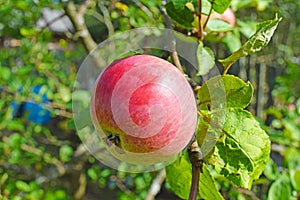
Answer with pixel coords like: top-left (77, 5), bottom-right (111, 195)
top-left (64, 1), bottom-right (97, 52)
top-left (97, 2), bottom-right (114, 36)
top-left (145, 169), bottom-right (166, 200)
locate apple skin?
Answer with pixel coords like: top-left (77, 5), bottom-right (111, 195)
top-left (90, 55), bottom-right (197, 165)
top-left (210, 8), bottom-right (236, 26)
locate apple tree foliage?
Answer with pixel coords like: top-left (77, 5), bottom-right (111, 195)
top-left (164, 0), bottom-right (281, 199)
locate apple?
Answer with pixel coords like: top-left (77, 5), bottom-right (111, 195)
top-left (90, 55), bottom-right (197, 165)
top-left (210, 8), bottom-right (236, 26)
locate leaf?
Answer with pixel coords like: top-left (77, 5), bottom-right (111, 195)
top-left (212, 108), bottom-right (271, 189)
top-left (20, 26), bottom-right (36, 37)
top-left (16, 180), bottom-right (31, 192)
top-left (209, 0), bottom-right (232, 14)
top-left (206, 19), bottom-right (234, 32)
top-left (165, 1), bottom-right (194, 29)
top-left (192, 0), bottom-right (211, 15)
top-left (0, 66), bottom-right (11, 81)
top-left (197, 75), bottom-right (253, 111)
top-left (196, 75), bottom-right (254, 157)
top-left (58, 85), bottom-right (71, 102)
top-left (197, 76), bottom-right (226, 111)
top-left (290, 168), bottom-right (300, 191)
top-left (196, 42), bottom-right (215, 76)
top-left (171, 0), bottom-right (191, 10)
top-left (166, 152), bottom-right (224, 199)
top-left (200, 164), bottom-right (224, 200)
top-left (59, 145), bottom-right (73, 162)
top-left (221, 30), bottom-right (242, 53)
top-left (166, 152), bottom-right (192, 199)
top-left (268, 174), bottom-right (291, 200)
top-left (242, 16), bottom-right (282, 55)
top-left (219, 15), bottom-right (282, 71)
top-left (263, 158), bottom-right (280, 181)
top-left (237, 20), bottom-right (257, 38)
top-left (284, 148), bottom-right (300, 173)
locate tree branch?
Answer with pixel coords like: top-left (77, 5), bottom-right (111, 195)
top-left (64, 1), bottom-right (97, 52)
top-left (145, 169), bottom-right (166, 200)
top-left (97, 2), bottom-right (114, 36)
top-left (188, 139), bottom-right (203, 200)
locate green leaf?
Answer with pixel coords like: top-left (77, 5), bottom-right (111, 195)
top-left (284, 148), bottom-right (300, 173)
top-left (196, 42), bottom-right (215, 76)
top-left (282, 119), bottom-right (300, 142)
top-left (206, 19), bottom-right (234, 32)
top-left (165, 1), bottom-right (194, 29)
top-left (219, 15), bottom-right (282, 72)
top-left (20, 26), bottom-right (36, 37)
top-left (221, 30), bottom-right (242, 53)
top-left (197, 75), bottom-right (253, 111)
top-left (268, 174), bottom-right (291, 200)
top-left (0, 66), bottom-right (11, 81)
top-left (237, 20), bottom-right (257, 38)
top-left (171, 0), bottom-right (191, 10)
top-left (290, 169), bottom-right (300, 191)
top-left (200, 164), bottom-right (224, 200)
top-left (16, 180), bottom-right (31, 192)
top-left (166, 152), bottom-right (191, 199)
top-left (197, 75), bottom-right (226, 111)
top-left (263, 158), bottom-right (280, 181)
top-left (212, 108), bottom-right (271, 189)
top-left (243, 16), bottom-right (282, 55)
top-left (222, 75), bottom-right (253, 108)
top-left (166, 152), bottom-right (224, 199)
top-left (59, 145), bottom-right (73, 162)
top-left (209, 0), bottom-right (232, 14)
top-left (192, 0), bottom-right (211, 15)
top-left (87, 168), bottom-right (99, 180)
top-left (57, 85), bottom-right (71, 102)
top-left (196, 75), bottom-right (253, 158)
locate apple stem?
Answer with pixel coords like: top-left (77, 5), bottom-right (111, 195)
top-left (188, 139), bottom-right (203, 200)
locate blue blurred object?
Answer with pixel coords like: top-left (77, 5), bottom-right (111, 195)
top-left (10, 85), bottom-right (52, 124)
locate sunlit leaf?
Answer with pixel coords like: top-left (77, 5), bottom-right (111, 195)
top-left (219, 15), bottom-right (282, 72)
top-left (197, 75), bottom-right (253, 110)
top-left (196, 42), bottom-right (215, 76)
top-left (212, 108), bottom-right (271, 189)
top-left (268, 174), bottom-right (291, 200)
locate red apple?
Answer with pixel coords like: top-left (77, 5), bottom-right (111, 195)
top-left (210, 8), bottom-right (236, 26)
top-left (90, 55), bottom-right (197, 165)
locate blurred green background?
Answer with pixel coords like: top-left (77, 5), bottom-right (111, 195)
top-left (0, 0), bottom-right (299, 199)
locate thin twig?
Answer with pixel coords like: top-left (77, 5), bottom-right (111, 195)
top-left (197, 0), bottom-right (203, 41)
top-left (97, 2), bottom-right (115, 36)
top-left (171, 49), bottom-right (184, 73)
top-left (236, 187), bottom-right (260, 200)
top-left (74, 171), bottom-right (87, 200)
top-left (20, 143), bottom-right (66, 175)
top-left (145, 169), bottom-right (166, 200)
top-left (161, 0), bottom-right (184, 73)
